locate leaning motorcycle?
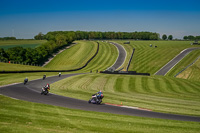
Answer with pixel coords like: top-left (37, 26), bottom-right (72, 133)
top-left (41, 87), bottom-right (49, 95)
top-left (88, 93), bottom-right (104, 104)
top-left (24, 79), bottom-right (28, 85)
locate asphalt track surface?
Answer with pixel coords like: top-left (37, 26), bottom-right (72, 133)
top-left (1, 44), bottom-right (200, 122)
top-left (155, 47), bottom-right (200, 75)
top-left (108, 42), bottom-right (126, 70)
top-left (1, 74), bottom-right (200, 122)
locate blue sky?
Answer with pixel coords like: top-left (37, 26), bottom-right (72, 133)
top-left (0, 0), bottom-right (200, 39)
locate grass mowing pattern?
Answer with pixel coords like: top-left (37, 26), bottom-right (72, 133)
top-left (1, 95), bottom-right (200, 133)
top-left (116, 43), bottom-right (133, 71)
top-left (44, 41), bottom-right (97, 70)
top-left (80, 41), bottom-right (118, 72)
top-left (167, 49), bottom-right (200, 81)
top-left (51, 74), bottom-right (200, 116)
top-left (0, 62), bottom-right (49, 71)
top-left (0, 72), bottom-right (69, 86)
top-left (115, 41), bottom-right (200, 74)
top-left (176, 57), bottom-right (200, 81)
top-left (0, 40), bottom-right (46, 49)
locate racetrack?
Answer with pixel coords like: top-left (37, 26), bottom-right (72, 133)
top-left (1, 43), bottom-right (200, 122)
top-left (0, 73), bottom-right (200, 122)
top-left (107, 42), bottom-right (126, 70)
top-left (155, 47), bottom-right (200, 75)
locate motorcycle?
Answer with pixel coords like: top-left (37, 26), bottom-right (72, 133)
top-left (24, 79), bottom-right (28, 85)
top-left (41, 87), bottom-right (49, 95)
top-left (43, 75), bottom-right (46, 80)
top-left (88, 93), bottom-right (104, 104)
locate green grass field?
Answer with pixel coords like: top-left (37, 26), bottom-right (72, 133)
top-left (44, 41), bottom-right (98, 70)
top-left (0, 40), bottom-right (47, 49)
top-left (80, 41), bottom-right (118, 72)
top-left (1, 40), bottom-right (200, 132)
top-left (115, 40), bottom-right (200, 75)
top-left (51, 74), bottom-right (200, 116)
top-left (176, 56), bottom-right (200, 81)
top-left (44, 41), bottom-right (118, 72)
top-left (0, 62), bottom-right (49, 71)
top-left (0, 72), bottom-right (68, 86)
top-left (1, 95), bottom-right (200, 133)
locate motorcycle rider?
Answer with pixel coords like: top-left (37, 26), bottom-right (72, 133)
top-left (96, 90), bottom-right (103, 102)
top-left (43, 83), bottom-right (50, 91)
top-left (59, 72), bottom-right (61, 77)
top-left (43, 74), bottom-right (46, 80)
top-left (24, 77), bottom-right (28, 84)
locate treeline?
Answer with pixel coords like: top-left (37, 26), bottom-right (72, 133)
top-left (1, 31), bottom-right (159, 65)
top-left (35, 31), bottom-right (160, 40)
top-left (0, 37), bottom-right (16, 40)
top-left (1, 32), bottom-right (76, 65)
top-left (183, 35), bottom-right (200, 40)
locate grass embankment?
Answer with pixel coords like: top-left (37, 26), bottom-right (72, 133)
top-left (167, 50), bottom-right (200, 81)
top-left (0, 72), bottom-right (70, 86)
top-left (51, 74), bottom-right (200, 116)
top-left (44, 41), bottom-right (118, 72)
top-left (1, 95), bottom-right (200, 133)
top-left (44, 41), bottom-right (97, 70)
top-left (0, 40), bottom-right (46, 49)
top-left (80, 41), bottom-right (118, 72)
top-left (0, 62), bottom-right (49, 71)
top-left (115, 41), bottom-right (200, 75)
top-left (177, 58), bottom-right (200, 81)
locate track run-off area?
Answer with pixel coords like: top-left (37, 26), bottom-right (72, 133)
top-left (1, 42), bottom-right (200, 122)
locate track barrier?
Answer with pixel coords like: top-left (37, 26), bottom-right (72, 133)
top-left (0, 42), bottom-right (99, 74)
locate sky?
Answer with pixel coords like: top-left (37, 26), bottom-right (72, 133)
top-left (0, 0), bottom-right (200, 39)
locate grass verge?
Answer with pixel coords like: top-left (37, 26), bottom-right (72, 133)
top-left (51, 74), bottom-right (200, 116)
top-left (1, 95), bottom-right (200, 133)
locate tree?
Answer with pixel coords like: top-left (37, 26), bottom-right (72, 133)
top-left (168, 35), bottom-right (173, 40)
top-left (34, 32), bottom-right (44, 40)
top-left (55, 34), bottom-right (66, 46)
top-left (162, 34), bottom-right (167, 40)
top-left (188, 35), bottom-right (195, 40)
top-left (183, 36), bottom-right (188, 40)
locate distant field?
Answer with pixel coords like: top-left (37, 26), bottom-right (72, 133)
top-left (44, 41), bottom-right (97, 70)
top-left (0, 40), bottom-right (47, 49)
top-left (51, 74), bottom-right (200, 116)
top-left (115, 40), bottom-right (200, 75)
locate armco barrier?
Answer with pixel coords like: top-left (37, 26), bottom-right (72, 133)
top-left (126, 48), bottom-right (135, 71)
top-left (100, 71), bottom-right (150, 76)
top-left (0, 42), bottom-right (99, 74)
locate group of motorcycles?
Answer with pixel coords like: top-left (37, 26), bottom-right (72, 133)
top-left (23, 73), bottom-right (104, 104)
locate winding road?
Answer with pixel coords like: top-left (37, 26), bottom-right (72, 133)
top-left (155, 47), bottom-right (200, 75)
top-left (1, 43), bottom-right (200, 122)
top-left (107, 42), bottom-right (126, 70)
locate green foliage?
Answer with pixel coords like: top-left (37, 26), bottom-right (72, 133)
top-left (34, 32), bottom-right (44, 40)
top-left (162, 34), bottom-right (167, 40)
top-left (168, 35), bottom-right (173, 40)
top-left (44, 31), bottom-right (160, 40)
top-left (0, 37), bottom-right (16, 40)
top-left (183, 35), bottom-right (200, 40)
